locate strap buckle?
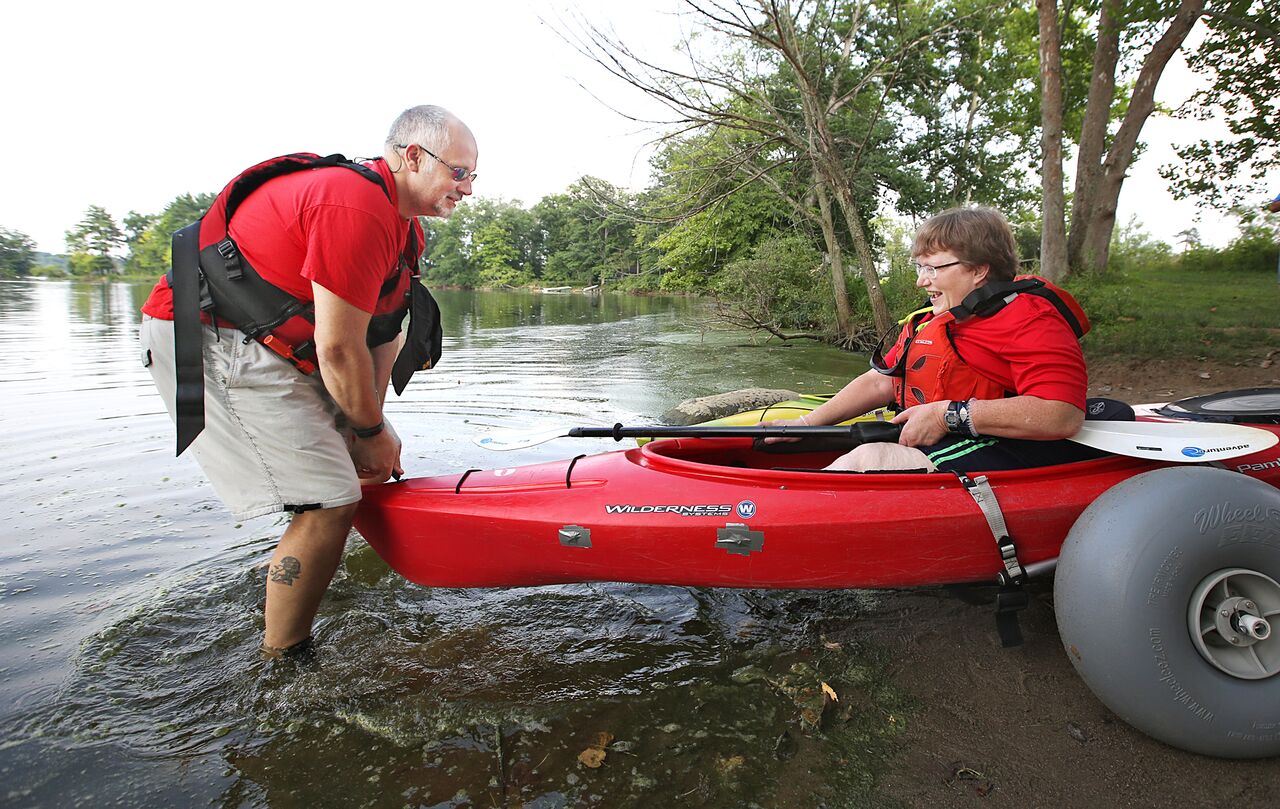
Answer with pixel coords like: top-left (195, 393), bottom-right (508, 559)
top-left (260, 334), bottom-right (317, 375)
top-left (216, 238), bottom-right (244, 280)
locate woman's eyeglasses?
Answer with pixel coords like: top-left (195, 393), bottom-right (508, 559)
top-left (399, 143), bottom-right (477, 183)
top-left (913, 260), bottom-right (964, 279)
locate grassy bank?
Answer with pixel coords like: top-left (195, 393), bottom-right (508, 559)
top-left (1067, 265), bottom-right (1279, 364)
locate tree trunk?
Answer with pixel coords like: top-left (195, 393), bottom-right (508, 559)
top-left (776, 2), bottom-right (893, 336)
top-left (1037, 0), bottom-right (1068, 282)
top-left (798, 97), bottom-right (891, 334)
top-left (1066, 0), bottom-right (1122, 270)
top-left (1070, 0), bottom-right (1205, 274)
top-left (815, 182), bottom-right (853, 338)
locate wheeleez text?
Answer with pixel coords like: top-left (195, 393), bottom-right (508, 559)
top-left (1192, 500), bottom-right (1280, 535)
top-left (1150, 629), bottom-right (1215, 723)
top-left (605, 504), bottom-right (733, 517)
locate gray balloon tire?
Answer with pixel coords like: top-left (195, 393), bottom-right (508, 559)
top-left (1055, 466), bottom-right (1280, 758)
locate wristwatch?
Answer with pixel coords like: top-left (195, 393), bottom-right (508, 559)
top-left (944, 400), bottom-right (978, 438)
top-left (352, 420), bottom-right (385, 439)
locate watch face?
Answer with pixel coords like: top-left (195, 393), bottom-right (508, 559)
top-left (944, 406), bottom-right (959, 429)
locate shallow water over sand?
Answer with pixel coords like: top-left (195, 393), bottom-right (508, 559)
top-left (1, 280), bottom-right (911, 807)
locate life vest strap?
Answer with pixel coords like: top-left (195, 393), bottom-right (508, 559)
top-left (171, 222), bottom-right (206, 456)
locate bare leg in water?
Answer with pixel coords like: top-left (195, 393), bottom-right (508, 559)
top-left (262, 502), bottom-right (359, 652)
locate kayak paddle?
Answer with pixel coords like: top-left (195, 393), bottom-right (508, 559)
top-left (473, 421), bottom-right (902, 451)
top-left (1064, 419), bottom-right (1277, 462)
top-left (473, 419), bottom-right (1277, 461)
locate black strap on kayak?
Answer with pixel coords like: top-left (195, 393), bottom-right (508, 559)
top-left (171, 222), bottom-right (206, 456)
top-left (955, 471), bottom-right (1028, 648)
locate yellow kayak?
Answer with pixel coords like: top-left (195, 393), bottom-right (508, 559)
top-left (638, 394), bottom-right (892, 445)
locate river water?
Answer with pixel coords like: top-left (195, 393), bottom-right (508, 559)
top-left (0, 279), bottom-right (905, 808)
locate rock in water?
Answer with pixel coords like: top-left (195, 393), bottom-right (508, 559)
top-left (660, 388), bottom-right (802, 426)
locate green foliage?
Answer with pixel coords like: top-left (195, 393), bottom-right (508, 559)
top-left (124, 193), bottom-right (216, 277)
top-left (1182, 234), bottom-right (1280, 275)
top-left (1102, 217), bottom-right (1177, 275)
top-left (652, 182), bottom-right (790, 293)
top-left (0, 227), bottom-right (37, 276)
top-left (1162, 0), bottom-right (1279, 208)
top-left (892, 0), bottom-right (1054, 218)
top-left (65, 205), bottom-right (123, 276)
top-left (421, 197), bottom-right (545, 287)
top-left (28, 264), bottom-right (67, 278)
top-left (714, 234), bottom-right (832, 332)
top-left (1067, 223), bottom-right (1280, 363)
top-left (533, 178), bottom-right (639, 287)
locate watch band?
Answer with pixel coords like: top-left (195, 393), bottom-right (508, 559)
top-left (352, 420), bottom-right (385, 439)
top-left (958, 399), bottom-right (978, 438)
top-left (946, 400), bottom-right (979, 438)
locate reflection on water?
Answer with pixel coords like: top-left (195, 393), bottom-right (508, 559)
top-left (0, 279), bottom-right (907, 807)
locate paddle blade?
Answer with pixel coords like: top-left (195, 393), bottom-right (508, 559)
top-left (1073, 420), bottom-right (1278, 463)
top-left (472, 426), bottom-right (571, 451)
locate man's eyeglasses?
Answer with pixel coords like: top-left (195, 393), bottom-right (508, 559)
top-left (399, 143), bottom-right (477, 183)
top-left (913, 260), bottom-right (965, 279)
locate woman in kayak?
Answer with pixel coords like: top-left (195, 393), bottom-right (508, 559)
top-left (772, 206), bottom-right (1101, 473)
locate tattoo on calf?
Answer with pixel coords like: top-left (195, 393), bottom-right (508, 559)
top-left (269, 556), bottom-right (302, 586)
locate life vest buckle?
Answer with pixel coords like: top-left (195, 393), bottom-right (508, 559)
top-left (261, 334), bottom-right (317, 375)
top-left (216, 239), bottom-right (244, 280)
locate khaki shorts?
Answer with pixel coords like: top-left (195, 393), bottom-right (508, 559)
top-left (141, 317), bottom-right (361, 520)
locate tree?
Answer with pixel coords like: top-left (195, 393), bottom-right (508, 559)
top-left (65, 205), bottom-right (123, 276)
top-left (566, 0), bottom-right (957, 337)
top-left (713, 233), bottom-right (833, 339)
top-left (124, 193), bottom-right (215, 277)
top-left (534, 178), bottom-right (641, 287)
top-left (1036, 0), bottom-right (1206, 278)
top-left (0, 227), bottom-right (37, 277)
top-left (1161, 1), bottom-right (1280, 210)
top-left (1037, 0), bottom-right (1069, 278)
top-left (420, 198), bottom-right (544, 287)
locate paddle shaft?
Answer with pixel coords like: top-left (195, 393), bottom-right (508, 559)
top-left (567, 422), bottom-right (901, 442)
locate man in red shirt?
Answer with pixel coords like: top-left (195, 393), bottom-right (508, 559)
top-left (770, 206), bottom-right (1096, 473)
top-left (140, 105), bottom-right (477, 655)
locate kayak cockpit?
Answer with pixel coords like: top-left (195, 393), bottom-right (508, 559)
top-left (634, 435), bottom-right (1152, 485)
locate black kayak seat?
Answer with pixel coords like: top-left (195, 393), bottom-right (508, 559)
top-left (1084, 397), bottom-right (1134, 421)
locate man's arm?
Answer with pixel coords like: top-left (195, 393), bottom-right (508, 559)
top-left (370, 332), bottom-right (404, 405)
top-left (312, 282), bottom-right (400, 480)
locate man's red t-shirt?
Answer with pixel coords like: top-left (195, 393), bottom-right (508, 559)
top-left (885, 294), bottom-right (1088, 410)
top-left (141, 158), bottom-right (408, 319)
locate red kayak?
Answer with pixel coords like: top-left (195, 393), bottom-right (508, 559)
top-left (354, 407), bottom-right (1280, 591)
top-left (353, 389), bottom-right (1280, 759)
top-left (358, 439), bottom-right (1180, 589)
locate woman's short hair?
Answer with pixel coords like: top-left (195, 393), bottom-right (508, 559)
top-left (385, 105), bottom-right (456, 153)
top-left (912, 206), bottom-right (1019, 282)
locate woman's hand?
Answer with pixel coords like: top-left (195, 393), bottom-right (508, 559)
top-left (891, 401), bottom-right (950, 447)
top-left (759, 415), bottom-right (813, 444)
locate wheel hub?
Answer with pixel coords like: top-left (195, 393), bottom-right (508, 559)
top-left (1188, 568), bottom-right (1280, 680)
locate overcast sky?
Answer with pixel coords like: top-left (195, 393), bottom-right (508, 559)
top-left (1, 0), bottom-right (1246, 254)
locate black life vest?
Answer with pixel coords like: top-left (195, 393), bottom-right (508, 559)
top-left (168, 153), bottom-right (442, 455)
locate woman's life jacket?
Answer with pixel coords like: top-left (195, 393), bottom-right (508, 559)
top-left (168, 153), bottom-right (442, 455)
top-left (870, 276), bottom-right (1089, 410)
